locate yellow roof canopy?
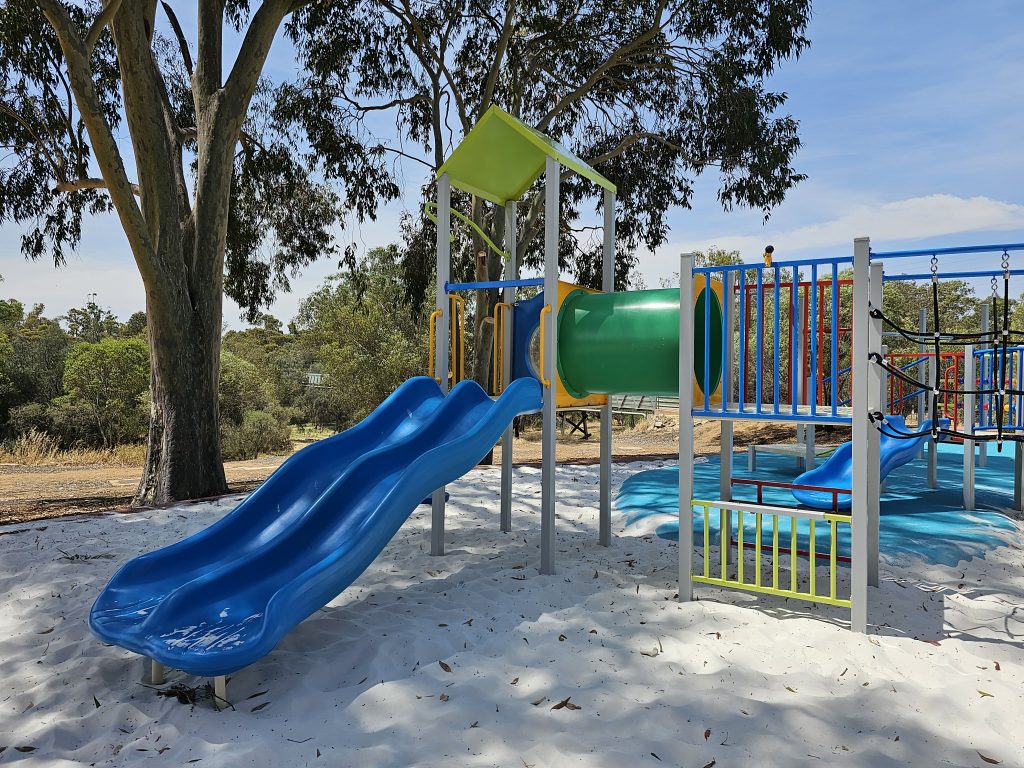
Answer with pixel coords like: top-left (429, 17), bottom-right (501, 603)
top-left (436, 105), bottom-right (616, 206)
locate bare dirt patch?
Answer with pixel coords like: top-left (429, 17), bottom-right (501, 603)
top-left (0, 418), bottom-right (849, 525)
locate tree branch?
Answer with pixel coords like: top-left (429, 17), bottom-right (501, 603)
top-left (84, 0), bottom-right (124, 52)
top-left (222, 0), bottom-right (292, 129)
top-left (478, 0), bottom-right (516, 118)
top-left (55, 177), bottom-right (141, 196)
top-left (537, 0), bottom-right (669, 132)
top-left (159, 1), bottom-right (193, 76)
top-left (33, 0), bottom-right (158, 284)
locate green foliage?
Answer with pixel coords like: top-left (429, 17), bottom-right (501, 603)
top-left (61, 336), bottom-right (149, 447)
top-left (293, 246), bottom-right (428, 429)
top-left (291, 0), bottom-right (811, 311)
top-left (218, 351), bottom-right (293, 460)
top-left (221, 410), bottom-right (292, 461)
top-left (64, 299), bottom-right (121, 342)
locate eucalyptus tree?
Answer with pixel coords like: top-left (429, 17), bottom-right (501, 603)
top-left (0, 0), bottom-right (396, 502)
top-left (291, 0), bottom-right (812, 387)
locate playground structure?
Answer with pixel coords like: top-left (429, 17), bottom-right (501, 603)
top-left (89, 104), bottom-right (1024, 699)
top-left (678, 244), bottom-right (1024, 633)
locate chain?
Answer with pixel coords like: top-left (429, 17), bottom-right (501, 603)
top-left (930, 255), bottom-right (938, 283)
top-left (991, 275), bottom-right (999, 297)
top-left (1002, 250), bottom-right (1011, 277)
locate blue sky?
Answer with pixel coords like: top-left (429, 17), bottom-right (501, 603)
top-left (2, 1), bottom-right (1022, 326)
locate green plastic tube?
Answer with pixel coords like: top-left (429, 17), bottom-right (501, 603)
top-left (556, 287), bottom-right (722, 397)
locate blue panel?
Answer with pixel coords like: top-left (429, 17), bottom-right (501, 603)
top-left (511, 291), bottom-right (544, 382)
top-left (90, 377), bottom-right (542, 677)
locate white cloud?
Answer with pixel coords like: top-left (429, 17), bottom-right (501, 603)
top-left (679, 194), bottom-right (1024, 259)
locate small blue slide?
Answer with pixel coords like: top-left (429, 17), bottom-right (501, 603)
top-left (90, 376), bottom-right (541, 677)
top-left (791, 416), bottom-right (946, 510)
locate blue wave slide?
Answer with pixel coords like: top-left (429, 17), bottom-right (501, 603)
top-left (90, 376), bottom-right (542, 677)
top-left (791, 416), bottom-right (946, 510)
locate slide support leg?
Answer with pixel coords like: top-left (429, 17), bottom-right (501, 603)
top-left (213, 676), bottom-right (227, 704)
top-left (146, 659), bottom-right (164, 686)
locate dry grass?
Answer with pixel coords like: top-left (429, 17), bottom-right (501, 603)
top-left (0, 430), bottom-right (147, 467)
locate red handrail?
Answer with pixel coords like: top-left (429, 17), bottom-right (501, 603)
top-left (730, 477), bottom-right (851, 515)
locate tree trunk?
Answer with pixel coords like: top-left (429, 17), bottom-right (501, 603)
top-left (133, 251), bottom-right (228, 506)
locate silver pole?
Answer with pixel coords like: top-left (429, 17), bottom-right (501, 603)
top-left (678, 253), bottom-right (696, 602)
top-left (431, 174), bottom-right (452, 557)
top-left (964, 345), bottom-right (976, 510)
top-left (980, 304), bottom-right (990, 467)
top-left (500, 201), bottom-right (517, 533)
top-left (540, 156), bottom-right (559, 575)
top-left (599, 190), bottom-right (615, 547)
top-left (720, 271), bottom-right (734, 502)
top-left (867, 261), bottom-right (883, 588)
top-left (850, 237), bottom-right (874, 633)
top-left (1015, 442), bottom-right (1023, 512)
top-left (918, 309), bottom-right (927, 460)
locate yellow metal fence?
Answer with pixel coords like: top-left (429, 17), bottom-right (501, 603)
top-left (691, 499), bottom-right (852, 609)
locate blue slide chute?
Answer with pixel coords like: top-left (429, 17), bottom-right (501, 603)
top-left (791, 416), bottom-right (946, 510)
top-left (91, 377), bottom-right (541, 677)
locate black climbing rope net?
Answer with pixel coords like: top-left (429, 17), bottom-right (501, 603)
top-left (866, 251), bottom-right (1024, 451)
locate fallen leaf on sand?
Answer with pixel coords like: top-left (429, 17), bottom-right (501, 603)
top-left (704, 728), bottom-right (711, 741)
top-left (14, 747), bottom-right (37, 753)
top-left (701, 761), bottom-right (716, 768)
top-left (439, 661), bottom-right (452, 673)
top-left (470, 721), bottom-right (479, 728)
top-left (510, 677), bottom-right (519, 685)
top-left (531, 696), bottom-right (547, 706)
top-left (250, 702), bottom-right (270, 712)
top-left (551, 697), bottom-right (581, 711)
top-left (640, 647), bottom-right (660, 658)
top-left (977, 751), bottom-right (1001, 764)
top-left (978, 690), bottom-right (994, 698)
top-left (994, 661), bottom-right (1001, 671)
top-left (558, 634), bottom-right (567, 642)
top-left (93, 695), bottom-right (101, 708)
top-left (785, 686), bottom-right (797, 693)
top-left (439, 694), bottom-right (450, 702)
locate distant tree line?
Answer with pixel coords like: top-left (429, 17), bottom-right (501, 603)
top-left (0, 247), bottom-right (428, 462)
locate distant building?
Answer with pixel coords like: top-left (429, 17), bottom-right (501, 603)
top-left (304, 372), bottom-right (326, 387)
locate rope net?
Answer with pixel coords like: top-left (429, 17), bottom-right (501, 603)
top-left (868, 253), bottom-right (1023, 449)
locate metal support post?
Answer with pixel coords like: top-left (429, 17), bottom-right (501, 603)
top-left (500, 202), bottom-right (517, 533)
top-left (866, 262), bottom-right (883, 588)
top-left (599, 190), bottom-right (615, 547)
top-left (146, 659), bottom-right (164, 685)
top-left (213, 676), bottom-right (227, 703)
top-left (720, 271), bottom-right (734, 501)
top-left (1015, 442), bottom-right (1023, 512)
top-left (679, 253), bottom-right (696, 602)
top-left (927, 354), bottom-right (938, 488)
top-left (540, 156), bottom-right (559, 575)
top-left (850, 237), bottom-right (876, 633)
top-left (980, 304), bottom-right (990, 467)
top-left (918, 309), bottom-right (927, 460)
top-left (431, 174), bottom-right (451, 556)
top-left (964, 345), bottom-right (976, 510)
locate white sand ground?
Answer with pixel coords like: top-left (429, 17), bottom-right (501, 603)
top-left (0, 461), bottom-right (1022, 768)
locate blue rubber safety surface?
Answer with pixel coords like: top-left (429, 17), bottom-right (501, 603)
top-left (616, 442), bottom-right (1023, 567)
top-left (90, 376), bottom-right (542, 677)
